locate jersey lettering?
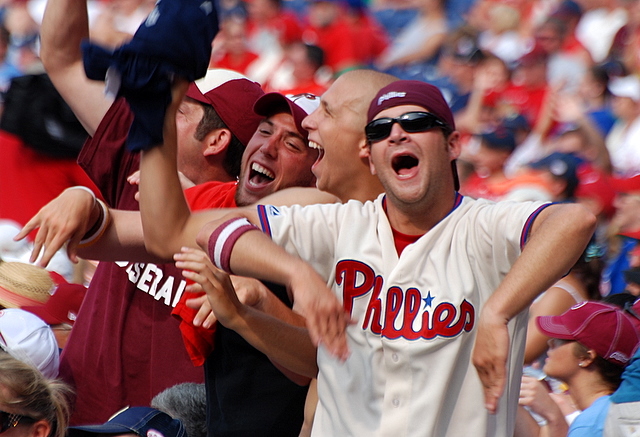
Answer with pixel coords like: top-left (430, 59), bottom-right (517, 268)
top-left (120, 262), bottom-right (187, 308)
top-left (337, 260), bottom-right (475, 340)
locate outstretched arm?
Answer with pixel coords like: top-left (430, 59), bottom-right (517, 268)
top-left (472, 203), bottom-right (596, 413)
top-left (195, 214), bottom-right (350, 360)
top-left (40, 0), bottom-right (113, 135)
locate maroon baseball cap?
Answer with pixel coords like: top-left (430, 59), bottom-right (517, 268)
top-left (22, 282), bottom-right (87, 326)
top-left (253, 92), bottom-right (321, 140)
top-left (186, 69), bottom-right (265, 147)
top-left (367, 80), bottom-right (455, 131)
top-left (537, 301), bottom-right (640, 366)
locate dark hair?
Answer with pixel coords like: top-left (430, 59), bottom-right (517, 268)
top-left (304, 44), bottom-right (325, 70)
top-left (573, 342), bottom-right (625, 391)
top-left (572, 240), bottom-right (604, 300)
top-left (194, 103), bottom-right (245, 178)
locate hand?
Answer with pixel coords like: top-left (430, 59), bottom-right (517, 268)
top-left (184, 274), bottom-right (269, 329)
top-left (175, 247), bottom-right (246, 330)
top-left (14, 188), bottom-right (97, 266)
top-left (472, 306), bottom-right (510, 414)
top-left (519, 375), bottom-right (566, 426)
top-left (289, 263), bottom-right (351, 360)
top-left (128, 170), bottom-right (195, 201)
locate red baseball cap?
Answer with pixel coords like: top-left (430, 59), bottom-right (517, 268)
top-left (22, 282), bottom-right (87, 326)
top-left (610, 174), bottom-right (640, 194)
top-left (575, 164), bottom-right (616, 217)
top-left (537, 301), bottom-right (640, 366)
top-left (186, 69), bottom-right (265, 147)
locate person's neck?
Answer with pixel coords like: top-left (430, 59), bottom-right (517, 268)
top-left (567, 374), bottom-right (614, 411)
top-left (385, 190), bottom-right (458, 236)
top-left (338, 174), bottom-right (385, 203)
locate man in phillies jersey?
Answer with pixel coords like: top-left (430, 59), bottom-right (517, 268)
top-left (184, 80), bottom-right (597, 436)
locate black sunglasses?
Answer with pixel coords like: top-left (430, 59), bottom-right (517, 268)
top-left (0, 410), bottom-right (35, 434)
top-left (365, 112), bottom-right (451, 143)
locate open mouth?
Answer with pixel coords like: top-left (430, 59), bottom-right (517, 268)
top-left (248, 162), bottom-right (275, 186)
top-left (309, 140), bottom-right (325, 165)
top-left (392, 154), bottom-right (419, 176)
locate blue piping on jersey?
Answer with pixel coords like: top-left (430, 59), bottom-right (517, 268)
top-left (520, 203), bottom-right (554, 250)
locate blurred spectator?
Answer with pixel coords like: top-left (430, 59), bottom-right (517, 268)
top-left (517, 301), bottom-right (640, 437)
top-left (535, 16), bottom-right (590, 94)
top-left (477, 2), bottom-right (529, 65)
top-left (606, 75), bottom-right (640, 176)
top-left (302, 0), bottom-right (359, 74)
top-left (246, 0), bottom-right (303, 52)
top-left (0, 353), bottom-right (71, 437)
top-left (622, 266), bottom-right (640, 297)
top-left (608, 0), bottom-right (640, 72)
top-left (527, 152), bottom-right (585, 202)
top-left (459, 125), bottom-right (517, 201)
top-left (375, 0), bottom-right (447, 76)
top-left (265, 41), bottom-right (329, 95)
top-left (344, 0), bottom-right (388, 67)
top-left (0, 308), bottom-right (59, 378)
top-left (576, 0), bottom-right (628, 64)
top-left (151, 383), bottom-right (207, 437)
top-left (210, 16), bottom-right (260, 75)
top-left (0, 24), bottom-right (21, 101)
top-left (89, 0), bottom-right (154, 48)
top-left (601, 175), bottom-right (640, 296)
top-left (500, 44), bottom-right (551, 128)
top-left (576, 63), bottom-right (617, 137)
top-left (0, 73), bottom-right (101, 243)
top-left (574, 164), bottom-right (616, 243)
top-left (68, 407), bottom-right (186, 437)
top-left (22, 281), bottom-right (87, 349)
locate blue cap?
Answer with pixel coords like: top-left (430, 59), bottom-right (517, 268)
top-left (479, 126), bottom-right (516, 152)
top-left (530, 152), bottom-right (585, 195)
top-left (68, 407), bottom-right (185, 437)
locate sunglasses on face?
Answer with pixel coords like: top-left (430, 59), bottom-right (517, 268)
top-left (365, 112), bottom-right (451, 143)
top-left (0, 410), bottom-right (35, 434)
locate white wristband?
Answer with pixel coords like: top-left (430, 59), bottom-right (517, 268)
top-left (64, 186), bottom-right (97, 201)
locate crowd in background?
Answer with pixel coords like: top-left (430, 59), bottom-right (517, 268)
top-left (1, 0), bottom-right (640, 436)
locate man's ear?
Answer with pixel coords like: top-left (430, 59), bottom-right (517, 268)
top-left (447, 131), bottom-right (462, 160)
top-left (359, 138), bottom-right (377, 175)
top-left (203, 128), bottom-right (231, 157)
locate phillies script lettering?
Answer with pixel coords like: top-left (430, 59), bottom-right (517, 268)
top-left (336, 260), bottom-right (475, 339)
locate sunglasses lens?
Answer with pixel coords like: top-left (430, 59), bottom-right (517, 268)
top-left (399, 113), bottom-right (438, 133)
top-left (366, 112), bottom-right (448, 142)
top-left (365, 118), bottom-right (394, 142)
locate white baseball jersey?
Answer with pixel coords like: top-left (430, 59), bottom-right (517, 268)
top-left (257, 193), bottom-right (549, 437)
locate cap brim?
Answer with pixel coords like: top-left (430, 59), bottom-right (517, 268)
top-left (253, 92), bottom-right (309, 139)
top-left (68, 424), bottom-right (134, 436)
top-left (21, 305), bottom-right (63, 325)
top-left (0, 285), bottom-right (44, 308)
top-left (535, 316), bottom-right (575, 340)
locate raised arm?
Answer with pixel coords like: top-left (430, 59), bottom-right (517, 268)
top-left (40, 0), bottom-right (114, 135)
top-left (472, 203), bottom-right (596, 413)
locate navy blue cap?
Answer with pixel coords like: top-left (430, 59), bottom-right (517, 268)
top-left (502, 114), bottom-right (530, 132)
top-left (81, 0), bottom-right (219, 152)
top-left (68, 407), bottom-right (185, 437)
top-left (479, 126), bottom-right (516, 152)
top-left (530, 152), bottom-right (585, 194)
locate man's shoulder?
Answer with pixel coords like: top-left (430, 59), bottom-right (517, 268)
top-left (185, 180), bottom-right (238, 210)
top-left (256, 187), bottom-right (339, 208)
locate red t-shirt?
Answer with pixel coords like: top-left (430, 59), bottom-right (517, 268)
top-left (60, 98), bottom-right (206, 425)
top-left (302, 17), bottom-right (358, 73)
top-left (0, 130), bottom-right (100, 240)
top-left (247, 11), bottom-right (303, 47)
top-left (210, 51), bottom-right (260, 75)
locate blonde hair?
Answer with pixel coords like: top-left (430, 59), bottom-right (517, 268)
top-left (0, 354), bottom-right (72, 437)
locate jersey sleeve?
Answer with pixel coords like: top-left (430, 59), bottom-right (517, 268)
top-left (256, 202), bottom-right (345, 280)
top-left (468, 199), bottom-right (551, 277)
top-left (77, 97), bottom-right (139, 208)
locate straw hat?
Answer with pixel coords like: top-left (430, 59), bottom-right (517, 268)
top-left (0, 261), bottom-right (57, 308)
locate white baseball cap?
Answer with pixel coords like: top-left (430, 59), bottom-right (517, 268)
top-left (0, 309), bottom-right (59, 379)
top-left (609, 75), bottom-right (640, 102)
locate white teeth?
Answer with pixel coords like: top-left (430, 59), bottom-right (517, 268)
top-left (251, 162), bottom-right (275, 179)
top-left (308, 141), bottom-right (323, 150)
